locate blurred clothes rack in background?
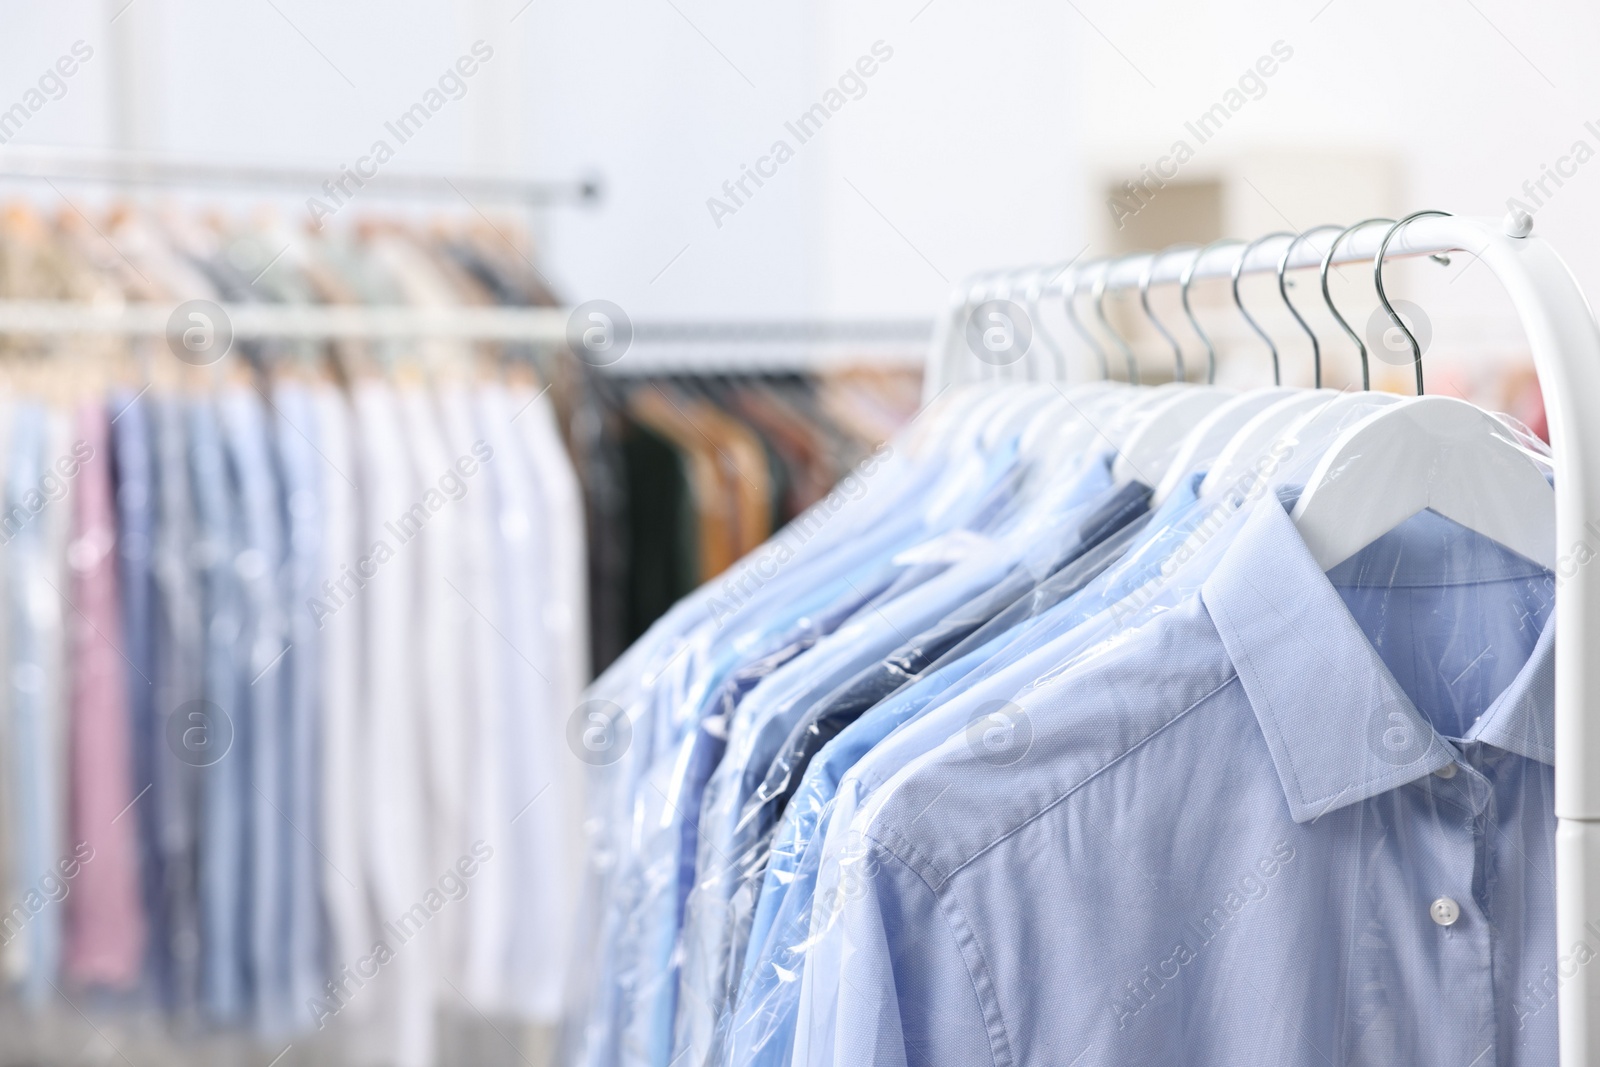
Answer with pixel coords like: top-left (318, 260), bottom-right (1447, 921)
top-left (0, 151), bottom-right (927, 1067)
top-left (0, 196), bottom-right (591, 1067)
top-left (578, 369), bottom-right (920, 671)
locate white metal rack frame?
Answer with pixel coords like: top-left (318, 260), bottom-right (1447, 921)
top-left (928, 212), bottom-right (1600, 1066)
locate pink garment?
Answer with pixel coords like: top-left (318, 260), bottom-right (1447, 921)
top-left (63, 402), bottom-right (146, 986)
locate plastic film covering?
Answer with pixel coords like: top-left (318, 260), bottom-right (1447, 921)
top-left (669, 434), bottom-right (1128, 1067)
top-left (567, 384), bottom-right (1560, 1067)
top-left (793, 396), bottom-right (1558, 1067)
top-left (561, 393), bottom-right (987, 1067)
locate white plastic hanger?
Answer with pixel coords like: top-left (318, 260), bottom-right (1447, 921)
top-left (1290, 212), bottom-right (1556, 571)
top-left (1113, 388), bottom-right (1236, 486)
top-left (1291, 395), bottom-right (1555, 570)
top-left (1015, 255), bottom-right (1179, 467)
top-left (1109, 249), bottom-right (1239, 484)
top-left (1197, 390), bottom-right (1336, 497)
top-left (1144, 243), bottom-right (1291, 502)
top-left (929, 271), bottom-right (1049, 451)
top-left (1153, 388), bottom-right (1298, 504)
top-left (1008, 258), bottom-right (1152, 466)
top-left (981, 267), bottom-right (1116, 450)
top-left (1021, 381), bottom-right (1128, 464)
top-left (1197, 219), bottom-right (1418, 499)
top-left (1196, 235), bottom-right (1336, 498)
top-left (1199, 389), bottom-right (1412, 499)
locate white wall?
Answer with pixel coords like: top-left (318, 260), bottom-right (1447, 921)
top-left (522, 0), bottom-right (820, 318)
top-left (525, 0), bottom-right (1087, 318)
top-left (0, 0), bottom-right (1088, 322)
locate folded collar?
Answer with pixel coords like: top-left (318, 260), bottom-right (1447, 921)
top-left (1201, 497), bottom-right (1554, 824)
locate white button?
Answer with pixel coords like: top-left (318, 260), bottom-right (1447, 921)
top-left (1434, 762), bottom-right (1458, 779)
top-left (1430, 897), bottom-right (1461, 926)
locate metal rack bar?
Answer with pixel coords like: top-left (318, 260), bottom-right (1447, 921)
top-left (0, 145), bottom-right (600, 206)
top-left (0, 302), bottom-right (928, 343)
top-left (1006, 214), bottom-right (1480, 295)
top-left (631, 319), bottom-right (931, 346)
top-left (0, 301), bottom-right (931, 371)
top-left (0, 301), bottom-right (570, 341)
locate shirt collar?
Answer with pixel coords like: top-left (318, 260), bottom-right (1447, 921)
top-left (1200, 496), bottom-right (1554, 824)
top-left (1465, 612), bottom-right (1554, 764)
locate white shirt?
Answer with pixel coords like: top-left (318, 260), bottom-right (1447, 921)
top-left (477, 383), bottom-right (563, 1020)
top-left (511, 383), bottom-right (590, 1019)
top-left (311, 385), bottom-right (372, 995)
top-left (353, 381), bottom-right (434, 1067)
top-left (440, 383), bottom-right (511, 1011)
top-left (397, 385), bottom-right (469, 986)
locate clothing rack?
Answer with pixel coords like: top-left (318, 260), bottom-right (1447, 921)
top-left (930, 211), bottom-right (1600, 1067)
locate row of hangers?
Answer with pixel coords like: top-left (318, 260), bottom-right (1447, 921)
top-left (924, 209), bottom-right (1557, 581)
top-left (954, 212), bottom-right (1453, 393)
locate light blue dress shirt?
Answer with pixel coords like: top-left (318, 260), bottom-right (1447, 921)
top-left (222, 388), bottom-right (294, 1033)
top-left (715, 471), bottom-right (1209, 1067)
top-left (577, 447), bottom-right (954, 1067)
top-left (801, 496), bottom-right (1558, 1067)
top-left (111, 391), bottom-right (165, 994)
top-left (670, 451), bottom-right (1121, 1066)
top-left (720, 507), bottom-right (1148, 1067)
top-left (576, 391), bottom-right (1475, 1067)
top-left (189, 398), bottom-right (249, 1023)
top-left (595, 441), bottom-right (1021, 1067)
top-left (6, 405), bottom-right (59, 1005)
top-left (271, 382), bottom-right (326, 1027)
top-left (153, 397), bottom-right (205, 1020)
top-left (599, 487), bottom-right (947, 1067)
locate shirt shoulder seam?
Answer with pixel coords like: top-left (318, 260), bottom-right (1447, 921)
top-left (866, 838), bottom-right (1011, 1067)
top-left (944, 671), bottom-right (1241, 882)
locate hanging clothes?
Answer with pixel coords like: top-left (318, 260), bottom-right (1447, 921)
top-left (582, 372), bottom-right (920, 664)
top-left (0, 204), bottom-right (592, 1067)
top-left (566, 353), bottom-right (1565, 1067)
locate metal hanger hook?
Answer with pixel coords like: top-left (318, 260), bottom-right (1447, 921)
top-left (1375, 210), bottom-right (1454, 396)
top-left (950, 271), bottom-right (1004, 385)
top-left (1060, 269), bottom-right (1110, 381)
top-left (1036, 255), bottom-right (1090, 383)
top-left (941, 274), bottom-right (983, 389)
top-left (1181, 239), bottom-right (1243, 385)
top-left (1231, 231), bottom-right (1296, 386)
top-left (1005, 265), bottom-right (1045, 381)
top-left (1277, 224), bottom-right (1344, 388)
top-left (1319, 217), bottom-right (1394, 391)
top-left (970, 270), bottom-right (1015, 383)
top-left (1093, 254), bottom-right (1143, 385)
top-left (1020, 265), bottom-right (1066, 382)
top-left (1140, 245), bottom-right (1196, 383)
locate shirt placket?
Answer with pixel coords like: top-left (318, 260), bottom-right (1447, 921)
top-left (1419, 745), bottom-right (1500, 1067)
